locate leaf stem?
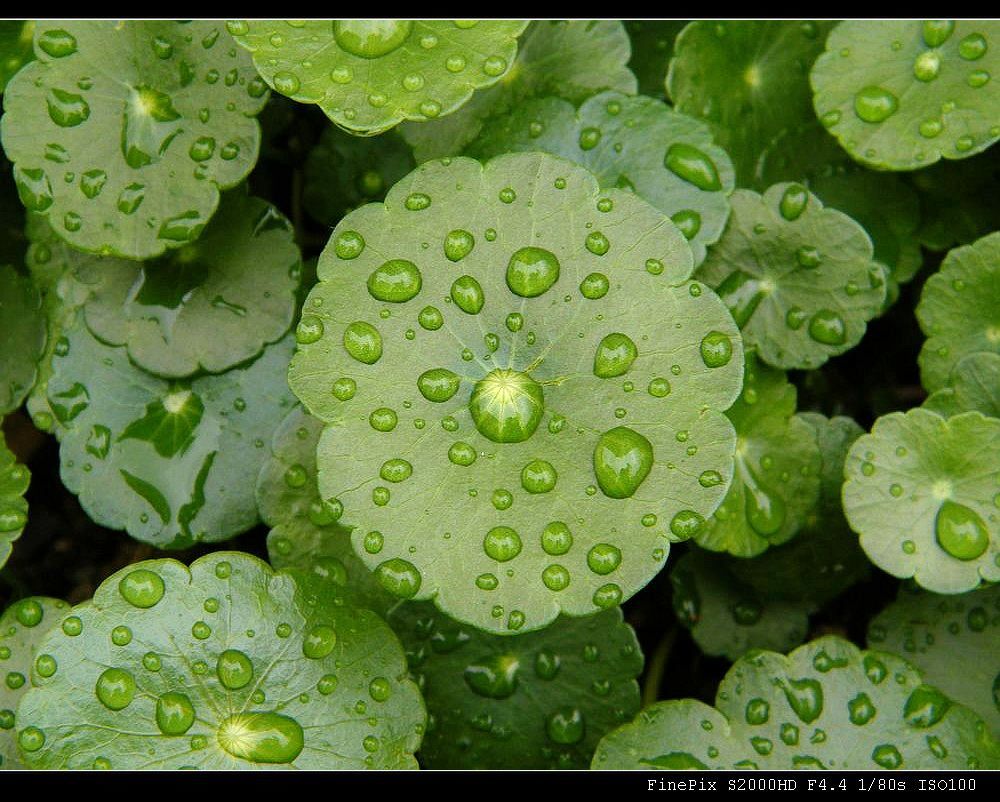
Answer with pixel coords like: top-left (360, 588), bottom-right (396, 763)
top-left (641, 626), bottom-right (676, 707)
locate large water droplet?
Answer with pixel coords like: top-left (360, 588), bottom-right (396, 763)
top-left (343, 322), bottom-right (383, 364)
top-left (593, 427), bottom-right (654, 499)
top-left (700, 331), bottom-right (733, 368)
top-left (47, 88), bottom-right (90, 127)
top-left (781, 677), bottom-right (823, 724)
top-left (594, 333), bottom-right (638, 378)
top-left (854, 86), bottom-right (899, 123)
top-left (506, 247), bottom-right (560, 298)
top-left (715, 271), bottom-right (763, 328)
top-left (464, 654), bottom-right (519, 699)
top-left (333, 20), bottom-right (412, 58)
top-left (367, 259), bottom-right (422, 303)
top-left (96, 668), bottom-right (136, 711)
top-left (417, 368), bottom-right (461, 403)
top-left (546, 707), bottom-right (585, 744)
top-left (484, 526), bottom-right (523, 562)
top-left (444, 229), bottom-right (475, 261)
top-left (934, 500), bottom-right (989, 560)
top-left (779, 184), bottom-right (809, 221)
top-left (664, 143), bottom-right (722, 191)
top-left (156, 692), bottom-right (195, 735)
top-left (118, 569), bottom-right (165, 608)
top-left (217, 712), bottom-right (304, 764)
top-left (375, 558), bottom-right (421, 598)
top-left (302, 625), bottom-right (337, 659)
top-left (521, 459), bottom-right (557, 494)
top-left (913, 50), bottom-right (941, 82)
top-left (744, 472), bottom-right (787, 538)
top-left (217, 649), bottom-right (254, 689)
top-left (808, 310), bottom-right (847, 346)
top-left (451, 275), bottom-right (485, 314)
top-left (904, 686), bottom-right (951, 728)
top-left (469, 369), bottom-right (544, 443)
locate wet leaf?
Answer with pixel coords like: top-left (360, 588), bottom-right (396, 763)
top-left (0, 434), bottom-right (30, 570)
top-left (0, 265), bottom-right (46, 415)
top-left (288, 152), bottom-right (743, 633)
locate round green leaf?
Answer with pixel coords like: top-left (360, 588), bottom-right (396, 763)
top-left (400, 20), bottom-right (637, 162)
top-left (15, 552), bottom-right (425, 769)
top-left (0, 20), bottom-right (268, 259)
top-left (0, 433), bottom-right (29, 570)
top-left (726, 413), bottom-right (870, 604)
top-left (923, 352), bottom-right (1000, 419)
top-left (288, 152), bottom-right (743, 634)
top-left (695, 352), bottom-right (821, 558)
top-left (303, 128), bottom-right (415, 227)
top-left (869, 584), bottom-right (1000, 736)
top-left (667, 21), bottom-right (837, 186)
top-left (469, 91), bottom-right (735, 266)
top-left (697, 183), bottom-right (887, 370)
top-left (0, 597), bottom-right (69, 769)
top-left (0, 21), bottom-right (33, 93)
top-left (48, 319), bottom-right (295, 548)
top-left (811, 21), bottom-right (1000, 171)
top-left (228, 20), bottom-right (527, 135)
top-left (390, 601), bottom-right (641, 768)
top-left (42, 192), bottom-right (300, 378)
top-left (909, 147), bottom-right (1000, 252)
top-left (0, 265), bottom-right (46, 415)
top-left (626, 20), bottom-right (687, 98)
top-left (260, 405), bottom-right (395, 617)
top-left (917, 231), bottom-right (1000, 393)
top-left (843, 408), bottom-right (1000, 594)
top-left (756, 121), bottom-right (923, 289)
top-left (593, 635), bottom-right (1000, 769)
top-left (671, 550), bottom-right (812, 661)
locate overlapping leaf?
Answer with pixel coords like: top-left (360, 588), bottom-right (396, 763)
top-left (0, 597), bottom-right (69, 769)
top-left (0, 21), bottom-right (33, 93)
top-left (288, 152), bottom-right (743, 633)
top-left (0, 20), bottom-right (268, 259)
top-left (812, 21), bottom-right (1000, 171)
top-left (228, 20), bottom-right (527, 135)
top-left (626, 20), bottom-right (687, 98)
top-left (593, 636), bottom-right (1000, 769)
top-left (14, 552), bottom-right (426, 769)
top-left (390, 602), bottom-right (641, 768)
top-left (48, 319), bottom-right (295, 548)
top-left (917, 231), bottom-right (1000, 393)
top-left (0, 265), bottom-right (46, 415)
top-left (400, 20), bottom-right (637, 162)
top-left (697, 183), bottom-right (886, 370)
top-left (869, 584), bottom-right (1000, 735)
top-left (843, 409), bottom-right (1000, 594)
top-left (469, 91), bottom-right (735, 265)
top-left (667, 21), bottom-right (836, 185)
top-left (694, 353), bottom-right (821, 558)
top-left (923, 353), bottom-right (1000, 419)
top-left (0, 433), bottom-right (29, 571)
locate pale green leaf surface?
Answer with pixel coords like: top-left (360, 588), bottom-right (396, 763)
top-left (400, 20), bottom-right (637, 162)
top-left (14, 552), bottom-right (425, 769)
top-left (41, 192), bottom-right (300, 378)
top-left (917, 231), bottom-right (1000, 393)
top-left (390, 601), bottom-right (640, 768)
top-left (727, 413), bottom-right (869, 604)
top-left (671, 550), bottom-right (811, 661)
top-left (0, 433), bottom-right (29, 571)
top-left (695, 352), bottom-right (821, 558)
top-left (811, 20), bottom-right (1000, 171)
top-left (923, 353), bottom-right (1000, 419)
top-left (593, 636), bottom-right (1000, 769)
top-left (288, 153), bottom-right (743, 634)
top-left (260, 405), bottom-right (395, 618)
top-left (667, 21), bottom-right (837, 186)
top-left (469, 91), bottom-right (735, 265)
top-left (0, 265), bottom-right (46, 415)
top-left (0, 597), bottom-right (69, 769)
top-left (48, 320), bottom-right (296, 548)
top-left (843, 409), bottom-right (1000, 594)
top-left (696, 183), bottom-right (886, 370)
top-left (0, 20), bottom-right (268, 259)
top-left (229, 20), bottom-right (527, 135)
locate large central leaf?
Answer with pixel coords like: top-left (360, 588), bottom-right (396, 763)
top-left (0, 21), bottom-right (268, 259)
top-left (288, 153), bottom-right (743, 634)
top-left (14, 553), bottom-right (426, 769)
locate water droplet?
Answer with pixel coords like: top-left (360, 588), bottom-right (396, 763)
top-left (448, 442), bottom-right (477, 467)
top-left (593, 427), bottom-right (654, 499)
top-left (217, 649), bottom-right (254, 689)
top-left (111, 625), bottom-right (132, 646)
top-left (913, 50), bottom-right (941, 82)
top-left (343, 322), bottom-right (383, 364)
top-left (546, 707), bottom-right (585, 744)
top-left (464, 654), bottom-right (519, 699)
top-left (118, 569), bottom-right (165, 609)
top-left (745, 474), bottom-right (787, 537)
top-left (922, 20), bottom-right (955, 47)
top-left (904, 686), bottom-right (951, 728)
top-left (96, 668), bottom-right (136, 711)
top-left (521, 460), bottom-right (557, 494)
top-left (368, 260), bottom-right (422, 303)
top-left (808, 310), bottom-right (847, 346)
top-left (218, 713), bottom-right (304, 764)
top-left (156, 692), bottom-right (195, 735)
top-left (506, 247), bottom-right (560, 298)
top-left (335, 231), bottom-right (365, 259)
top-left (18, 726), bottom-right (45, 752)
top-left (443, 229), bottom-right (475, 262)
top-left (585, 232), bottom-right (610, 256)
top-left (375, 559), bottom-right (421, 598)
top-left (13, 599), bottom-right (43, 627)
top-left (302, 625), bottom-right (337, 659)
top-left (854, 86), bottom-right (899, 123)
top-left (295, 315), bottom-right (324, 344)
top-left (451, 275), bottom-right (485, 314)
top-left (781, 677), bottom-right (823, 724)
top-left (959, 33), bottom-right (988, 60)
top-left (587, 544), bottom-right (622, 575)
top-left (700, 331), bottom-right (733, 368)
top-left (469, 369), bottom-right (544, 443)
top-left (380, 458), bottom-right (413, 484)
top-left (871, 743), bottom-right (903, 769)
top-left (745, 698), bottom-right (770, 725)
top-left (404, 192), bottom-right (431, 211)
top-left (38, 29), bottom-right (78, 58)
top-left (594, 333), bottom-right (638, 379)
top-left (935, 500), bottom-right (989, 560)
top-left (664, 143), bottom-right (722, 191)
top-left (484, 526), bottom-right (522, 562)
top-left (542, 522), bottom-right (572, 556)
top-left (47, 88), bottom-right (90, 127)
top-left (542, 564), bottom-right (570, 591)
top-left (418, 305), bottom-right (443, 330)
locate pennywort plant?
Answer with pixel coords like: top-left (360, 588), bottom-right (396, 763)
top-left (0, 18), bottom-right (998, 772)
